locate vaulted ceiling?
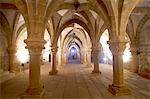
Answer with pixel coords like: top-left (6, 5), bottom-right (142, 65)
top-left (0, 0), bottom-right (149, 46)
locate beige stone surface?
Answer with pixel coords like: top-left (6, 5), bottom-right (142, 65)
top-left (0, 63), bottom-right (150, 99)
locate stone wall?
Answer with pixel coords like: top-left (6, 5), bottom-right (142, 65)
top-left (0, 32), bottom-right (9, 71)
top-left (139, 20), bottom-right (150, 79)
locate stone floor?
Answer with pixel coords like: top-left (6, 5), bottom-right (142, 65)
top-left (0, 63), bottom-right (150, 99)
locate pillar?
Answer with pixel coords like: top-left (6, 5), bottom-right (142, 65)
top-left (23, 39), bottom-right (45, 98)
top-left (83, 49), bottom-right (87, 64)
top-left (64, 51), bottom-right (67, 64)
top-left (130, 39), bottom-right (139, 73)
top-left (87, 49), bottom-right (92, 67)
top-left (8, 45), bottom-right (17, 73)
top-left (57, 48), bottom-right (62, 66)
top-left (108, 41), bottom-right (130, 95)
top-left (61, 50), bottom-right (66, 64)
top-left (81, 50), bottom-right (84, 64)
top-left (49, 46), bottom-right (58, 75)
top-left (138, 43), bottom-right (150, 79)
top-left (92, 45), bottom-right (101, 73)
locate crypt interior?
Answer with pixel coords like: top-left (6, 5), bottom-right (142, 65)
top-left (0, 0), bottom-right (150, 99)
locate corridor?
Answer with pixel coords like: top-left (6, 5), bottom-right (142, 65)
top-left (1, 63), bottom-right (150, 99)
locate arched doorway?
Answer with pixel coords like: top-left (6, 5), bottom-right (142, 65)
top-left (67, 46), bottom-right (81, 64)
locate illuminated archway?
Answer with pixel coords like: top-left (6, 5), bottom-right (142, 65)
top-left (68, 47), bottom-right (78, 60)
top-left (16, 28), bottom-right (29, 64)
top-left (16, 28), bottom-right (51, 64)
top-left (99, 29), bottom-right (131, 64)
top-left (43, 30), bottom-right (51, 62)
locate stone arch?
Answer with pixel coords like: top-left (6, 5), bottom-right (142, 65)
top-left (0, 12), bottom-right (11, 44)
top-left (61, 28), bottom-right (88, 50)
top-left (15, 24), bottom-right (26, 43)
top-left (88, 0), bottom-right (109, 25)
top-left (97, 24), bottom-right (108, 41)
top-left (120, 0), bottom-right (141, 36)
top-left (54, 19), bottom-right (92, 46)
top-left (65, 37), bottom-right (83, 63)
top-left (136, 15), bottom-right (150, 40)
top-left (64, 36), bottom-right (83, 51)
top-left (45, 0), bottom-right (65, 20)
top-left (1, 1), bottom-right (28, 23)
top-left (126, 17), bottom-right (135, 41)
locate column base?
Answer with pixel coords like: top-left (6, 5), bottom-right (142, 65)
top-left (49, 70), bottom-right (58, 75)
top-left (108, 84), bottom-right (131, 95)
top-left (21, 86), bottom-right (44, 98)
top-left (92, 70), bottom-right (101, 74)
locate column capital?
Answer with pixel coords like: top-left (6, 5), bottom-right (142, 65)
top-left (25, 39), bottom-right (46, 55)
top-left (108, 41), bottom-right (127, 55)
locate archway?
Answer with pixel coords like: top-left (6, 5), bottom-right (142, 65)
top-left (67, 46), bottom-right (81, 64)
top-left (43, 30), bottom-right (51, 62)
top-left (99, 29), bottom-right (131, 65)
top-left (57, 23), bottom-right (92, 65)
top-left (16, 28), bottom-right (51, 65)
top-left (16, 28), bottom-right (29, 65)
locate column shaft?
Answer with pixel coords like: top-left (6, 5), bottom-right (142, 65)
top-left (130, 51), bottom-right (139, 73)
top-left (92, 46), bottom-right (101, 73)
top-left (49, 46), bottom-right (58, 75)
top-left (8, 46), bottom-right (16, 73)
top-left (130, 40), bottom-right (139, 73)
top-left (108, 41), bottom-right (130, 95)
top-left (87, 49), bottom-right (92, 66)
top-left (23, 39), bottom-right (45, 98)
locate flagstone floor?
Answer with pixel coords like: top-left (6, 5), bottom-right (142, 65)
top-left (0, 63), bottom-right (150, 99)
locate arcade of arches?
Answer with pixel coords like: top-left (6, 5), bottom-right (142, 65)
top-left (0, 0), bottom-right (150, 99)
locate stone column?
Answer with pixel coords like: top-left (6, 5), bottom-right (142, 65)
top-left (130, 39), bottom-right (139, 73)
top-left (64, 51), bottom-right (67, 64)
top-left (81, 50), bottom-right (84, 64)
top-left (108, 41), bottom-right (130, 95)
top-left (57, 48), bottom-right (62, 66)
top-left (83, 49), bottom-right (87, 64)
top-left (87, 49), bottom-right (92, 67)
top-left (49, 46), bottom-right (58, 75)
top-left (92, 45), bottom-right (101, 73)
top-left (139, 43), bottom-right (150, 79)
top-left (24, 39), bottom-right (45, 97)
top-left (8, 45), bottom-right (17, 73)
